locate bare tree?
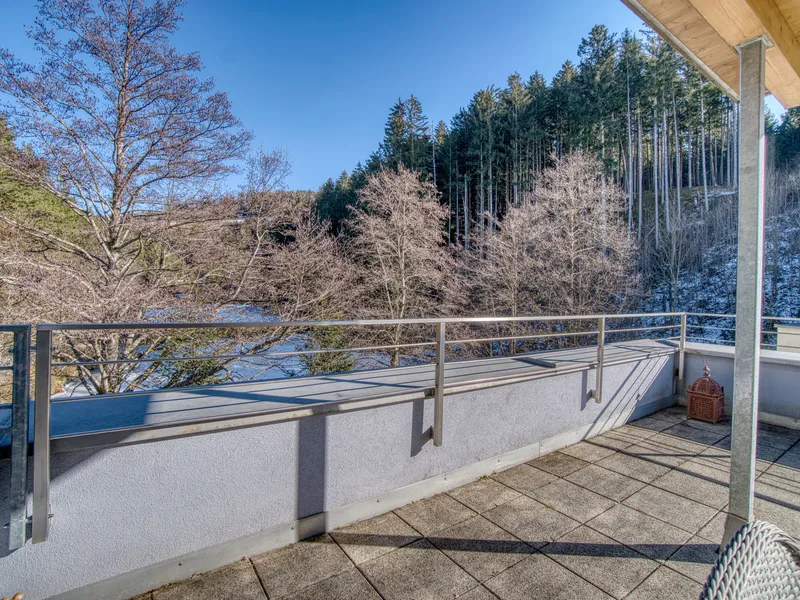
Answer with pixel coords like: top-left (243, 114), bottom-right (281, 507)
top-left (469, 207), bottom-right (541, 352)
top-left (473, 207), bottom-right (539, 318)
top-left (0, 0), bottom-right (256, 393)
top-left (656, 211), bottom-right (702, 312)
top-left (348, 166), bottom-right (461, 366)
top-left (469, 152), bottom-right (637, 354)
top-left (0, 0), bottom-right (251, 278)
top-left (530, 151), bottom-right (638, 314)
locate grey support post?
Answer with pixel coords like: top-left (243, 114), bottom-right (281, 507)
top-left (723, 36), bottom-right (770, 548)
top-left (594, 317), bottom-right (605, 404)
top-left (678, 313), bottom-right (687, 393)
top-left (33, 328), bottom-right (52, 543)
top-left (433, 322), bottom-right (445, 447)
top-left (8, 325), bottom-right (31, 550)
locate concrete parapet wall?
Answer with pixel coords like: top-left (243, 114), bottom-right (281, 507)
top-left (683, 342), bottom-right (800, 428)
top-left (0, 352), bottom-right (675, 600)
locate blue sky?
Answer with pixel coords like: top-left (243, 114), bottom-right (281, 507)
top-left (0, 0), bottom-right (785, 190)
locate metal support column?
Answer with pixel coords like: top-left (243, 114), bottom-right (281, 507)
top-left (7, 325), bottom-right (31, 550)
top-left (594, 317), bottom-right (605, 404)
top-left (723, 36), bottom-right (770, 548)
top-left (433, 322), bottom-right (445, 447)
top-left (678, 313), bottom-right (687, 393)
top-left (32, 329), bottom-right (52, 543)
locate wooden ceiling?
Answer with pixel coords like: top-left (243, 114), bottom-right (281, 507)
top-left (622, 0), bottom-right (800, 108)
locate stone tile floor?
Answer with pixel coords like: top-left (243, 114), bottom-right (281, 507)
top-left (135, 407), bottom-right (800, 600)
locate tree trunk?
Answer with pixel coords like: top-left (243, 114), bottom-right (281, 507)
top-left (700, 87), bottom-right (709, 211)
top-left (464, 174), bottom-right (470, 251)
top-left (673, 92), bottom-right (681, 223)
top-left (653, 106), bottom-right (660, 249)
top-left (637, 102), bottom-right (643, 242)
top-left (663, 106), bottom-right (670, 234)
top-left (627, 75), bottom-right (634, 234)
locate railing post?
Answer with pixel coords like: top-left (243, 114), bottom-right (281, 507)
top-left (594, 317), bottom-right (605, 404)
top-left (678, 313), bottom-right (687, 393)
top-left (9, 325), bottom-right (31, 550)
top-left (33, 328), bottom-right (52, 544)
top-left (433, 322), bottom-right (445, 447)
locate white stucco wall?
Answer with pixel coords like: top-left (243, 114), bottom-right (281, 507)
top-left (0, 353), bottom-right (675, 600)
top-left (683, 342), bottom-right (800, 425)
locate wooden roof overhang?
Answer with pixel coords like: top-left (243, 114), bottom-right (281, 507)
top-left (622, 0), bottom-right (800, 108)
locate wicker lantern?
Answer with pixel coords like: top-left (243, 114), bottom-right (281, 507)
top-left (687, 365), bottom-right (725, 423)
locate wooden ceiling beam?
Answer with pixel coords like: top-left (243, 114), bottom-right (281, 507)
top-left (622, 0), bottom-right (740, 101)
top-left (745, 0), bottom-right (800, 82)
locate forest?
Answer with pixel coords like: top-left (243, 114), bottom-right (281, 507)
top-left (2, 1), bottom-right (800, 396)
top-left (318, 25), bottom-right (800, 317)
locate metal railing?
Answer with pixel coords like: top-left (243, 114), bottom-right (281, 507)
top-left (28, 312), bottom-right (685, 544)
top-left (1, 306), bottom-right (793, 550)
top-left (686, 313), bottom-right (800, 351)
top-left (0, 325), bottom-right (31, 551)
top-left (16, 309), bottom-right (800, 546)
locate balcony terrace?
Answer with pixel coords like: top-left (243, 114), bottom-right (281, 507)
top-left (1, 311), bottom-right (799, 599)
top-left (133, 406), bottom-right (800, 600)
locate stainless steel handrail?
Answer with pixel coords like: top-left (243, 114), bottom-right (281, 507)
top-left (36, 312), bottom-right (685, 331)
top-left (686, 313), bottom-right (800, 347)
top-left (51, 341), bottom-right (436, 368)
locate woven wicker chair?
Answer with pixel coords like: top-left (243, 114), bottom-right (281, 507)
top-left (701, 520), bottom-right (800, 599)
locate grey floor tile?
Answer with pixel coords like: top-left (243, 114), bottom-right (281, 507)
top-left (250, 533), bottom-right (353, 599)
top-left (713, 437), bottom-right (785, 463)
top-left (395, 493), bottom-right (477, 537)
top-left (542, 526), bottom-right (658, 599)
top-left (622, 485), bottom-right (718, 534)
top-left (775, 447), bottom-right (800, 469)
top-left (628, 415), bottom-right (682, 433)
top-left (657, 406), bottom-right (690, 422)
top-left (765, 460), bottom-right (800, 483)
top-left (681, 416), bottom-right (731, 435)
top-left (648, 431), bottom-right (711, 456)
top-left (622, 441), bottom-right (693, 469)
top-left (665, 536), bottom-right (719, 584)
top-left (592, 430), bottom-right (644, 451)
top-left (661, 422), bottom-right (729, 447)
top-left (491, 464), bottom-right (558, 495)
top-left (447, 477), bottom-right (521, 514)
top-left (559, 440), bottom-right (618, 463)
top-left (483, 495), bottom-right (579, 549)
top-left (332, 512), bottom-right (421, 565)
top-left (153, 560), bottom-right (266, 600)
top-left (457, 585), bottom-right (498, 599)
top-left (529, 479), bottom-right (615, 523)
top-left (697, 445), bottom-right (772, 473)
top-left (360, 539), bottom-right (476, 600)
top-left (756, 423), bottom-right (800, 451)
top-left (650, 466), bottom-right (729, 510)
top-left (756, 472), bottom-right (800, 510)
top-left (429, 515), bottom-right (532, 582)
top-left (755, 496), bottom-right (800, 539)
top-left (595, 451), bottom-right (671, 484)
top-left (566, 464), bottom-right (646, 502)
top-left (615, 424), bottom-right (661, 440)
top-left (625, 567), bottom-right (703, 600)
top-left (528, 451), bottom-right (589, 477)
top-left (697, 511), bottom-right (728, 544)
top-left (680, 455), bottom-right (732, 484)
top-left (586, 505), bottom-right (692, 562)
top-left (281, 568), bottom-right (381, 600)
top-left (484, 552), bottom-right (613, 600)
